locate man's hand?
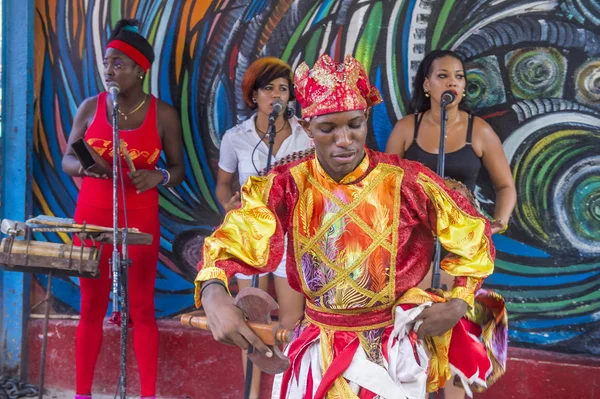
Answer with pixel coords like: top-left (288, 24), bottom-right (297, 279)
top-left (201, 281), bottom-right (273, 358)
top-left (415, 299), bottom-right (468, 339)
top-left (129, 170), bottom-right (164, 193)
top-left (223, 192), bottom-right (241, 212)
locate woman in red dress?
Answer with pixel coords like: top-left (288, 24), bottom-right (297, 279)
top-left (61, 19), bottom-right (183, 399)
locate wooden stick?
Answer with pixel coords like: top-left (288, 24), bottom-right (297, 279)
top-left (180, 312), bottom-right (293, 346)
top-left (120, 139), bottom-right (136, 172)
top-left (27, 218), bottom-right (141, 234)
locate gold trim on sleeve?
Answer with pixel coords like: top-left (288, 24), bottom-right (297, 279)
top-left (194, 267), bottom-right (230, 308)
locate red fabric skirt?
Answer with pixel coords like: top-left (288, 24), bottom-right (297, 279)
top-left (278, 290), bottom-right (507, 398)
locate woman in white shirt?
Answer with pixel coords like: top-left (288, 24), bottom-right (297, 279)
top-left (215, 57), bottom-right (310, 399)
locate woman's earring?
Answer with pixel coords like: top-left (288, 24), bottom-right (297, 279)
top-left (284, 103), bottom-right (295, 119)
top-left (463, 90), bottom-right (466, 97)
top-left (424, 89), bottom-right (430, 98)
top-left (252, 98), bottom-right (257, 103)
top-left (139, 75), bottom-right (144, 80)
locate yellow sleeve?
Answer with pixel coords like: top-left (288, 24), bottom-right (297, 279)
top-left (416, 172), bottom-right (495, 309)
top-left (194, 174), bottom-right (284, 307)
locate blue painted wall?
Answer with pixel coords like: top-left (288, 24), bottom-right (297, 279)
top-left (0, 0), bottom-right (35, 376)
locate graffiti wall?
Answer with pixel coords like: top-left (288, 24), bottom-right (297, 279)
top-left (33, 0), bottom-right (600, 356)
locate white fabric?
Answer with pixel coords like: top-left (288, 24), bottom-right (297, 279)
top-left (273, 304), bottom-right (432, 399)
top-left (342, 346), bottom-right (408, 398)
top-left (386, 303), bottom-right (432, 399)
top-left (218, 114), bottom-right (311, 187)
top-left (450, 364), bottom-right (475, 398)
top-left (219, 115), bottom-right (310, 280)
top-left (273, 333), bottom-right (321, 399)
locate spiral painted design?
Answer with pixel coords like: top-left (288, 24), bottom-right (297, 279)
top-left (32, 0), bottom-right (600, 355)
top-left (505, 114), bottom-right (600, 253)
top-left (557, 157), bottom-right (600, 248)
top-left (465, 56), bottom-right (506, 111)
top-left (575, 59), bottom-right (600, 106)
top-left (493, 110), bottom-right (600, 353)
top-left (506, 48), bottom-right (567, 99)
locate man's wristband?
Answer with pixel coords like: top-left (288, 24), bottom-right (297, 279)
top-left (200, 280), bottom-right (226, 299)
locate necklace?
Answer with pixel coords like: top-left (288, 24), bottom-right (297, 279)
top-left (118, 95), bottom-right (147, 120)
top-left (427, 111), bottom-right (460, 138)
top-left (255, 120), bottom-right (289, 137)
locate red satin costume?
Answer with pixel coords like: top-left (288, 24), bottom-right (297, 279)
top-left (74, 92), bottom-right (162, 396)
top-left (195, 54), bottom-right (508, 397)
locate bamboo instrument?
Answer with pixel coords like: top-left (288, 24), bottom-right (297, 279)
top-left (1, 238), bottom-right (97, 260)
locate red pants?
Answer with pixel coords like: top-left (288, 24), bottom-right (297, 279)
top-left (74, 204), bottom-right (160, 397)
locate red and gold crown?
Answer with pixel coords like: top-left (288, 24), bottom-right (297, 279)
top-left (294, 53), bottom-right (383, 119)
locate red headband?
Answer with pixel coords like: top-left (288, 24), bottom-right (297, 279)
top-left (106, 40), bottom-right (151, 72)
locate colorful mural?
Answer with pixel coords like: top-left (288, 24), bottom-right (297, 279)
top-left (33, 0), bottom-right (600, 356)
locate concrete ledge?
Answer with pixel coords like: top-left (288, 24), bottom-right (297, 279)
top-left (27, 319), bottom-right (599, 398)
top-left (473, 347), bottom-right (600, 399)
top-left (27, 318), bottom-right (273, 398)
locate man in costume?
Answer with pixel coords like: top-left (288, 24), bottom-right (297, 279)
top-left (195, 53), bottom-right (506, 398)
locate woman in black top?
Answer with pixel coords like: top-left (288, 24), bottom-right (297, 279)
top-left (406, 112), bottom-right (480, 191)
top-left (386, 50), bottom-right (516, 399)
top-left (386, 50), bottom-right (515, 233)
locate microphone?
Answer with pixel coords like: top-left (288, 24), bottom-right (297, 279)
top-left (268, 99), bottom-right (286, 123)
top-left (108, 82), bottom-right (120, 108)
top-left (440, 90), bottom-right (456, 107)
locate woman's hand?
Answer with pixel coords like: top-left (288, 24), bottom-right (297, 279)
top-left (223, 191), bottom-right (241, 212)
top-left (81, 155), bottom-right (112, 179)
top-left (491, 219), bottom-right (508, 234)
top-left (82, 168), bottom-right (110, 179)
top-left (84, 141), bottom-right (113, 177)
top-left (129, 169), bottom-right (164, 193)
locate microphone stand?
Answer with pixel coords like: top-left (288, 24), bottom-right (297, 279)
top-left (429, 102), bottom-right (449, 399)
top-left (243, 113), bottom-right (278, 399)
top-left (431, 102), bottom-right (450, 289)
top-left (110, 96), bottom-right (131, 399)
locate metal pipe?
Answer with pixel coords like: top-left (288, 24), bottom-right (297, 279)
top-left (38, 271), bottom-right (52, 399)
top-left (29, 314), bottom-right (80, 320)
